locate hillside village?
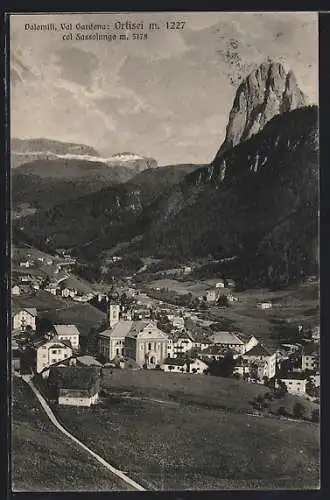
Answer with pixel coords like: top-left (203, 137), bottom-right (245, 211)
top-left (12, 245), bottom-right (320, 413)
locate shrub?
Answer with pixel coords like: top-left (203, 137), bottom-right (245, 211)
top-left (311, 408), bottom-right (320, 422)
top-left (293, 402), bottom-right (305, 419)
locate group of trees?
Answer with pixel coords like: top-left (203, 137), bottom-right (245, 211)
top-left (206, 353), bottom-right (236, 378)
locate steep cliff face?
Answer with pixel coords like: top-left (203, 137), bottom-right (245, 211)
top-left (216, 61), bottom-right (306, 157)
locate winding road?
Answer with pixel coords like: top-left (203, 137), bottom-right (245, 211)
top-left (20, 374), bottom-right (147, 491)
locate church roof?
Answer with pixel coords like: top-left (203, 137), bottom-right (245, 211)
top-left (99, 321), bottom-right (134, 339)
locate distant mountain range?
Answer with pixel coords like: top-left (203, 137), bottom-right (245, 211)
top-left (14, 61), bottom-right (319, 287)
top-left (11, 139), bottom-right (158, 210)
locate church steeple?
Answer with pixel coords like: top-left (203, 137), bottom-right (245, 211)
top-left (107, 285), bottom-right (120, 328)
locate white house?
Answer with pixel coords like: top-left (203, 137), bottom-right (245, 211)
top-left (36, 339), bottom-right (73, 373)
top-left (301, 344), bottom-right (319, 372)
top-left (242, 344), bottom-right (277, 380)
top-left (11, 285), bottom-right (21, 296)
top-left (188, 358), bottom-right (208, 374)
top-left (19, 261), bottom-right (30, 268)
top-left (52, 324), bottom-right (80, 350)
top-left (168, 332), bottom-right (195, 358)
top-left (13, 307), bottom-right (37, 331)
top-left (215, 280), bottom-right (225, 288)
top-left (162, 357), bottom-right (187, 373)
top-left (257, 301), bottom-right (272, 310)
top-left (311, 326), bottom-right (320, 343)
top-left (279, 374), bottom-right (308, 395)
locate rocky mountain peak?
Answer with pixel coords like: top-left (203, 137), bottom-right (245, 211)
top-left (215, 60), bottom-right (306, 158)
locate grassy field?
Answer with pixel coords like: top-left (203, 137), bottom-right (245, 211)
top-left (100, 369), bottom-right (317, 419)
top-left (11, 377), bottom-right (133, 491)
top-left (54, 382), bottom-right (320, 490)
top-left (101, 369), bottom-right (269, 412)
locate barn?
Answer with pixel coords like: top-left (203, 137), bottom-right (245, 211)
top-left (48, 366), bottom-right (101, 407)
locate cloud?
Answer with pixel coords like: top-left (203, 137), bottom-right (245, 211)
top-left (10, 12), bottom-right (318, 164)
top-left (55, 46), bottom-right (100, 88)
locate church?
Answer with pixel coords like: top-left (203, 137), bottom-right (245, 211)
top-left (98, 288), bottom-right (168, 368)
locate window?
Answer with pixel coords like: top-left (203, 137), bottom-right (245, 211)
top-left (148, 343), bottom-right (151, 351)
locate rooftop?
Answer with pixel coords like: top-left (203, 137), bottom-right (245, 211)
top-left (163, 357), bottom-right (186, 366)
top-left (53, 324), bottom-right (80, 337)
top-left (210, 331), bottom-right (244, 345)
top-left (243, 344), bottom-right (274, 357)
top-left (48, 366), bottom-right (100, 390)
top-left (76, 355), bottom-right (103, 367)
top-left (302, 343), bottom-right (319, 356)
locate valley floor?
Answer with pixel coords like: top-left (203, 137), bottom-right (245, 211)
top-left (50, 370), bottom-right (320, 491)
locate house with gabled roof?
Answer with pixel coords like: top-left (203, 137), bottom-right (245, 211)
top-left (13, 306), bottom-right (38, 331)
top-left (48, 366), bottom-right (101, 407)
top-left (242, 344), bottom-right (277, 380)
top-left (301, 343), bottom-right (319, 372)
top-left (162, 357), bottom-right (188, 373)
top-left (51, 324), bottom-right (80, 350)
top-left (209, 331), bottom-right (246, 354)
top-left (35, 338), bottom-right (73, 373)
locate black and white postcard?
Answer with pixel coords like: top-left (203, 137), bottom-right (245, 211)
top-left (10, 11), bottom-right (320, 491)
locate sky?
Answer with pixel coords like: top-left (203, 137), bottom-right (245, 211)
top-left (10, 12), bottom-right (318, 165)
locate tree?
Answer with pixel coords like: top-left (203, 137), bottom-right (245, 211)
top-left (311, 408), bottom-right (320, 422)
top-left (293, 402), bottom-right (305, 419)
top-left (275, 379), bottom-right (287, 398)
top-left (217, 294), bottom-right (229, 307)
top-left (208, 353), bottom-right (236, 378)
top-left (277, 406), bottom-right (287, 416)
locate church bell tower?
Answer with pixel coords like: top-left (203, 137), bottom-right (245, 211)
top-left (107, 286), bottom-right (120, 328)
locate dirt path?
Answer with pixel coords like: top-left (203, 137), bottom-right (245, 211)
top-left (20, 375), bottom-right (147, 491)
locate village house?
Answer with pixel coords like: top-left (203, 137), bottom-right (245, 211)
top-left (162, 357), bottom-right (187, 373)
top-left (188, 358), bottom-right (209, 374)
top-left (197, 344), bottom-right (231, 362)
top-left (215, 280), bottom-right (225, 288)
top-left (13, 307), bottom-right (38, 331)
top-left (132, 306), bottom-right (152, 320)
top-left (19, 260), bottom-right (31, 268)
top-left (60, 287), bottom-right (77, 298)
top-left (51, 324), bottom-right (80, 350)
top-left (241, 344), bottom-right (277, 380)
top-left (48, 366), bottom-right (101, 407)
top-left (35, 338), bottom-right (73, 373)
top-left (301, 344), bottom-right (319, 372)
top-left (45, 282), bottom-right (60, 295)
top-left (199, 288), bottom-right (219, 303)
top-left (278, 373), bottom-right (308, 395)
top-left (11, 284), bottom-right (21, 296)
top-left (257, 301), bottom-right (272, 310)
top-left (209, 331), bottom-right (246, 354)
top-left (310, 325), bottom-right (320, 344)
top-left (167, 314), bottom-right (185, 330)
top-left (167, 331), bottom-right (195, 358)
